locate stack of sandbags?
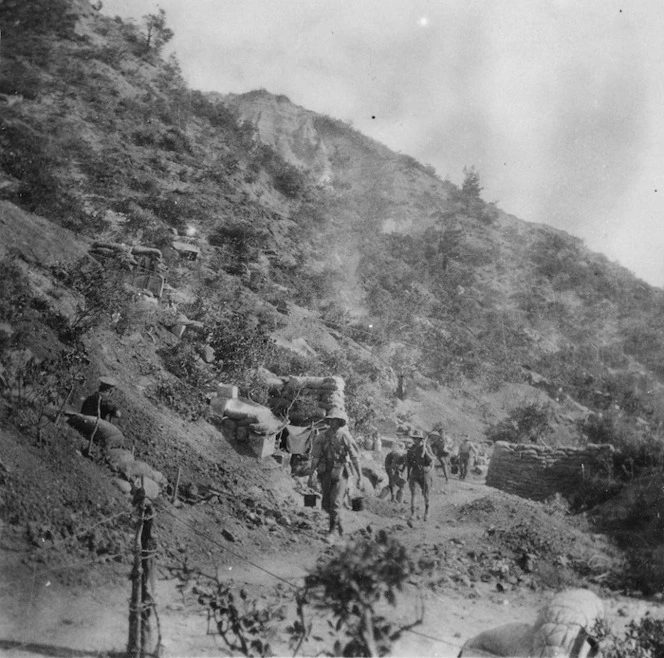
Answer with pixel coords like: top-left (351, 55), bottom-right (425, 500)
top-left (89, 241), bottom-right (138, 269)
top-left (66, 414), bottom-right (125, 451)
top-left (130, 245), bottom-right (163, 261)
top-left (273, 376), bottom-right (346, 425)
top-left (486, 441), bottom-right (615, 501)
top-left (212, 397), bottom-right (283, 458)
top-left (253, 368), bottom-right (288, 390)
top-left (107, 447), bottom-right (167, 501)
top-left (459, 588), bottom-right (604, 657)
top-left (66, 414), bottom-right (166, 500)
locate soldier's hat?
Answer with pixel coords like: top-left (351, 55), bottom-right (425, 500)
top-left (326, 409), bottom-right (348, 426)
top-left (427, 431), bottom-right (441, 439)
top-left (99, 376), bottom-right (117, 389)
top-left (409, 429), bottom-right (425, 440)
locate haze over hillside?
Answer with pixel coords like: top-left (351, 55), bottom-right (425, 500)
top-left (2, 0), bottom-right (664, 439)
top-left (3, 3), bottom-right (664, 652)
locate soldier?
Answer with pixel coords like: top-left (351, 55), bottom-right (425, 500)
top-left (427, 430), bottom-right (450, 483)
top-left (406, 429), bottom-right (435, 521)
top-left (308, 409), bottom-right (362, 541)
top-left (383, 443), bottom-right (407, 502)
top-left (458, 435), bottom-right (479, 480)
top-left (81, 376), bottom-right (121, 422)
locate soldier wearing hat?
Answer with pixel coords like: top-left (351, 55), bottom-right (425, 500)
top-left (406, 429), bottom-right (435, 521)
top-left (81, 376), bottom-right (121, 422)
top-left (458, 435), bottom-right (479, 480)
top-left (427, 430), bottom-right (450, 483)
top-left (308, 408), bottom-right (362, 541)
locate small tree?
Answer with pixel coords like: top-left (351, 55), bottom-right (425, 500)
top-left (461, 166), bottom-right (482, 202)
top-left (304, 530), bottom-right (421, 656)
top-left (142, 9), bottom-right (174, 55)
top-left (459, 165), bottom-right (485, 217)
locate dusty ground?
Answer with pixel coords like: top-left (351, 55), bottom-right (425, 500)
top-left (0, 206), bottom-right (660, 657)
top-left (1, 465), bottom-right (660, 658)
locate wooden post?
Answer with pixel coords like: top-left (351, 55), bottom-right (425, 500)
top-left (140, 498), bottom-right (156, 657)
top-left (127, 483), bottom-right (161, 657)
top-left (127, 496), bottom-right (144, 658)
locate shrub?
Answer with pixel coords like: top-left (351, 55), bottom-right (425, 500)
top-left (0, 58), bottom-right (42, 99)
top-left (272, 165), bottom-right (305, 199)
top-left (157, 338), bottom-right (213, 391)
top-left (208, 223), bottom-right (268, 276)
top-left (0, 346), bottom-right (88, 440)
top-left (486, 403), bottom-right (552, 443)
top-left (52, 258), bottom-right (133, 339)
top-left (146, 377), bottom-right (208, 422)
top-left (0, 260), bottom-right (32, 323)
top-left (596, 615), bottom-right (664, 658)
top-left (0, 0), bottom-right (78, 62)
top-left (578, 413), bottom-right (664, 479)
top-left (207, 312), bottom-right (277, 382)
top-left (304, 530), bottom-right (420, 656)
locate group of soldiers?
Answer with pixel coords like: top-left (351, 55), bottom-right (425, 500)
top-left (81, 377), bottom-right (478, 543)
top-left (383, 430), bottom-right (479, 519)
top-left (307, 409), bottom-right (480, 540)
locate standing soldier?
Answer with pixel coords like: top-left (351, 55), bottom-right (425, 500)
top-left (406, 429), bottom-right (435, 521)
top-left (426, 431), bottom-right (450, 483)
top-left (81, 376), bottom-right (121, 422)
top-left (308, 409), bottom-right (362, 542)
top-left (458, 435), bottom-right (479, 480)
top-left (383, 443), bottom-right (407, 502)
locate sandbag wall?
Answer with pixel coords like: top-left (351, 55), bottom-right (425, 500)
top-left (66, 413), bottom-right (166, 500)
top-left (485, 441), bottom-right (614, 501)
top-left (214, 396), bottom-right (283, 458)
top-left (269, 376), bottom-right (346, 425)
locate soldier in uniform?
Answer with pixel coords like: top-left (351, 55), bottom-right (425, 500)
top-left (406, 429), bottom-right (435, 521)
top-left (81, 376), bottom-right (121, 422)
top-left (427, 430), bottom-right (450, 483)
top-left (458, 435), bottom-right (479, 480)
top-left (308, 409), bottom-right (362, 541)
top-left (384, 444), bottom-right (407, 502)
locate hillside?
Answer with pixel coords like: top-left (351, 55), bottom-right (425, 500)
top-left (1, 1), bottom-right (664, 655)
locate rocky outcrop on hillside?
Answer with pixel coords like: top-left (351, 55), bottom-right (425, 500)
top-left (222, 90), bottom-right (334, 185)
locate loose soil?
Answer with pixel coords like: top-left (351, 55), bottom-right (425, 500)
top-left (0, 208), bottom-right (661, 657)
top-left (1, 461), bottom-right (660, 658)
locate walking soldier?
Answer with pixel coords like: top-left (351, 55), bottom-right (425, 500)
top-left (309, 409), bottom-right (362, 541)
top-left (406, 429), bottom-right (435, 521)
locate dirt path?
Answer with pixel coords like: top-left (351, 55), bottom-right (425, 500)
top-left (0, 475), bottom-right (658, 657)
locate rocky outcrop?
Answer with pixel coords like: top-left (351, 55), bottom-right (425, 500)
top-left (223, 90), bottom-right (333, 185)
top-left (486, 441), bottom-right (614, 502)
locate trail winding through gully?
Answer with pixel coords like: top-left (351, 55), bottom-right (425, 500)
top-left (0, 475), bottom-right (657, 657)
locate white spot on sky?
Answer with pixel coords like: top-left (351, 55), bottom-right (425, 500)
top-left (418, 17), bottom-right (429, 27)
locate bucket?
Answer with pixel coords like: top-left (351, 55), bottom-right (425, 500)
top-left (351, 497), bottom-right (365, 512)
top-left (303, 493), bottom-right (318, 508)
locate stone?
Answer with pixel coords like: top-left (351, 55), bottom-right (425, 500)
top-left (222, 529), bottom-right (236, 542)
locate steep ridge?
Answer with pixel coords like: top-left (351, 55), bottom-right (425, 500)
top-left (1, 3), bottom-right (664, 630)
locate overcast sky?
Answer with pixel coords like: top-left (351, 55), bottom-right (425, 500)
top-left (103, 0), bottom-right (664, 287)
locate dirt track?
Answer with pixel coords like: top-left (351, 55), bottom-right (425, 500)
top-left (0, 469), bottom-right (658, 658)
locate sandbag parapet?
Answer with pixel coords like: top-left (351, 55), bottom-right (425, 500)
top-left (486, 440), bottom-right (615, 501)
